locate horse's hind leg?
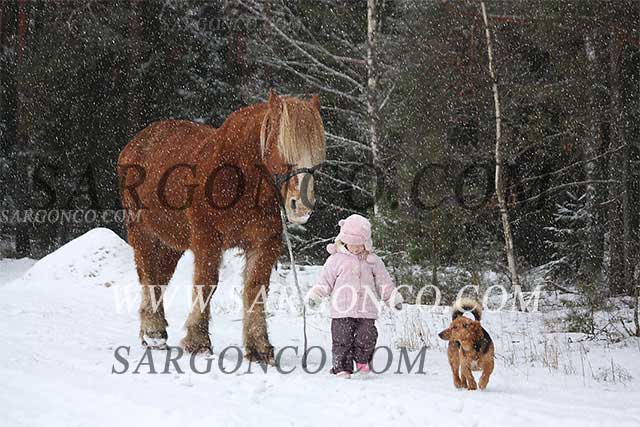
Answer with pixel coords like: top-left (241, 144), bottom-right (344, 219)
top-left (130, 227), bottom-right (182, 349)
top-left (242, 236), bottom-right (280, 364)
top-left (182, 233), bottom-right (223, 354)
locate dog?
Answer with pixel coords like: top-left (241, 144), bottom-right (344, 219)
top-left (438, 298), bottom-right (494, 390)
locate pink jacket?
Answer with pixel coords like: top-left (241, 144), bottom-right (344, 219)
top-left (308, 242), bottom-right (403, 319)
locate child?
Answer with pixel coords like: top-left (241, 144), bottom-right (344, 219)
top-left (305, 214), bottom-right (403, 378)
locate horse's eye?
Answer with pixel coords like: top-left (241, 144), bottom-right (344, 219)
top-left (463, 324), bottom-right (467, 329)
top-left (453, 326), bottom-right (457, 329)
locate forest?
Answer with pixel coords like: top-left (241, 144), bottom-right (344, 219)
top-left (1, 0), bottom-right (639, 308)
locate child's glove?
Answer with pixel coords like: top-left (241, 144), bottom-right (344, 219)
top-left (391, 292), bottom-right (404, 311)
top-left (304, 290), bottom-right (321, 309)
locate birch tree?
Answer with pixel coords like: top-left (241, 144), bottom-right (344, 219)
top-left (480, 2), bottom-right (522, 297)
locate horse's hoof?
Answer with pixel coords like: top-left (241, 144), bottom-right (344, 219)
top-left (141, 330), bottom-right (168, 349)
top-left (180, 335), bottom-right (212, 354)
top-left (245, 345), bottom-right (275, 365)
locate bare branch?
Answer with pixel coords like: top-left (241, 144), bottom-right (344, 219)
top-left (238, 0), bottom-right (365, 92)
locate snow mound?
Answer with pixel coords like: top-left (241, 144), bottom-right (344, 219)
top-left (19, 228), bottom-right (135, 289)
top-left (7, 226), bottom-right (318, 316)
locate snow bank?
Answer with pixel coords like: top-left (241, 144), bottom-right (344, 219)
top-left (18, 228), bottom-right (134, 289)
top-left (6, 227), bottom-right (317, 317)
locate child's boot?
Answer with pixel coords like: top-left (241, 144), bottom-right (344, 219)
top-left (356, 362), bottom-right (370, 374)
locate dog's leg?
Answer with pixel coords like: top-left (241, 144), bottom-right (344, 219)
top-left (459, 371), bottom-right (468, 389)
top-left (479, 358), bottom-right (494, 390)
top-left (448, 345), bottom-right (464, 388)
top-left (461, 362), bottom-right (477, 390)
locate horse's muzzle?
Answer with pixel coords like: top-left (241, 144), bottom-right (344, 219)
top-left (287, 212), bottom-right (311, 224)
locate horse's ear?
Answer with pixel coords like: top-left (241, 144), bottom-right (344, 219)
top-left (268, 89), bottom-right (281, 111)
top-left (310, 94), bottom-right (321, 111)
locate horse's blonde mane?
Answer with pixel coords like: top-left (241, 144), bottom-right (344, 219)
top-left (261, 97), bottom-right (326, 166)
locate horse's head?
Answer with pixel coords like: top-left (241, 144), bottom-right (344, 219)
top-left (260, 90), bottom-right (326, 224)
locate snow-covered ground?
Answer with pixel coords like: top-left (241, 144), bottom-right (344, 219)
top-left (1, 228), bottom-right (639, 427)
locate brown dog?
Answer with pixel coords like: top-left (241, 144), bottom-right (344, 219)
top-left (438, 298), bottom-right (494, 390)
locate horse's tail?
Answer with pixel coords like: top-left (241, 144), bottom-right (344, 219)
top-left (451, 297), bottom-right (482, 321)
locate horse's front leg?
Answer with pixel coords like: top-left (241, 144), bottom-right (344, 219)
top-left (242, 237), bottom-right (280, 364)
top-left (181, 235), bottom-right (223, 354)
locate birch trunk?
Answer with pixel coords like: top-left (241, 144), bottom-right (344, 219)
top-left (367, 0), bottom-right (380, 216)
top-left (480, 2), bottom-right (522, 298)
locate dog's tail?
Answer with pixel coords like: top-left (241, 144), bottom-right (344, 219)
top-left (451, 297), bottom-right (482, 321)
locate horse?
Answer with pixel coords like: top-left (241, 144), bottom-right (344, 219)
top-left (117, 90), bottom-right (325, 363)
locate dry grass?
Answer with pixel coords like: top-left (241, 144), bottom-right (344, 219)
top-left (389, 305), bottom-right (635, 386)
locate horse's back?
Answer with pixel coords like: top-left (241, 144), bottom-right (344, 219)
top-left (118, 111), bottom-right (278, 251)
top-left (119, 119), bottom-right (215, 165)
top-left (118, 119), bottom-right (219, 249)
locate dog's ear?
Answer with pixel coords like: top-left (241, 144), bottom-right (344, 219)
top-left (473, 327), bottom-right (492, 353)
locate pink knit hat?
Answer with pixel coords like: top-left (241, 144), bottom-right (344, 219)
top-left (335, 214), bottom-right (373, 252)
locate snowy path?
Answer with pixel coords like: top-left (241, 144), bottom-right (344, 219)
top-left (1, 229), bottom-right (639, 427)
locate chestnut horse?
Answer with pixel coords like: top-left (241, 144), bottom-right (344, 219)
top-left (118, 90), bottom-right (325, 362)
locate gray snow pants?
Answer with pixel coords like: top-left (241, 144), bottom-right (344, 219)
top-left (331, 317), bottom-right (378, 374)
